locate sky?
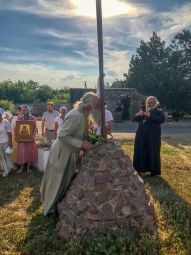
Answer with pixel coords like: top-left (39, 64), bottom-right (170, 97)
top-left (0, 0), bottom-right (191, 88)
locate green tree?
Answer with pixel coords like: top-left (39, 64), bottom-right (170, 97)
top-left (124, 30), bottom-right (191, 115)
top-left (165, 30), bottom-right (191, 115)
top-left (0, 99), bottom-right (14, 112)
top-left (35, 85), bottom-right (54, 103)
top-left (111, 79), bottom-right (127, 88)
top-left (126, 32), bottom-right (169, 100)
top-left (51, 89), bottom-right (70, 104)
top-left (0, 80), bottom-right (70, 104)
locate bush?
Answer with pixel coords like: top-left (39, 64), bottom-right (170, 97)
top-left (0, 99), bottom-right (15, 112)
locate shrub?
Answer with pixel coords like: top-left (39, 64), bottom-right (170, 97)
top-left (0, 99), bottom-right (15, 112)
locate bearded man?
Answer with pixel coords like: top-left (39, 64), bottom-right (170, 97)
top-left (40, 92), bottom-right (99, 216)
top-left (133, 96), bottom-right (165, 176)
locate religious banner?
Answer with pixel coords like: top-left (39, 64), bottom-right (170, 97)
top-left (15, 120), bottom-right (35, 142)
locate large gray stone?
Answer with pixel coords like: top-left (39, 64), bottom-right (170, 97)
top-left (56, 142), bottom-right (156, 239)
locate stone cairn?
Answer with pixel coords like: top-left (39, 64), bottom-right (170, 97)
top-left (57, 142), bottom-right (156, 239)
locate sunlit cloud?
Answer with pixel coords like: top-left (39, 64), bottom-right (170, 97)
top-left (105, 50), bottom-right (130, 77)
top-left (0, 62), bottom-right (98, 88)
top-left (158, 3), bottom-right (191, 41)
top-left (114, 2), bottom-right (191, 43)
top-left (0, 0), bottom-right (151, 18)
top-left (75, 0), bottom-right (148, 18)
top-left (0, 0), bottom-right (76, 17)
top-left (0, 0), bottom-right (190, 87)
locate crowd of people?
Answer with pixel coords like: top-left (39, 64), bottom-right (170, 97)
top-left (0, 98), bottom-right (115, 178)
top-left (0, 103), bottom-right (68, 177)
top-left (40, 93), bottom-right (165, 216)
top-left (0, 92), bottom-right (165, 217)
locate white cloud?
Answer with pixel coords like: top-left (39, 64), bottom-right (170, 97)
top-left (0, 47), bottom-right (12, 52)
top-left (104, 50), bottom-right (130, 78)
top-left (75, 0), bottom-right (151, 18)
top-left (0, 0), bottom-right (152, 18)
top-left (123, 2), bottom-right (191, 43)
top-left (158, 3), bottom-right (191, 41)
top-left (0, 62), bottom-right (98, 88)
top-left (0, 1), bottom-right (190, 87)
top-left (0, 0), bottom-right (77, 17)
top-left (3, 50), bottom-right (96, 68)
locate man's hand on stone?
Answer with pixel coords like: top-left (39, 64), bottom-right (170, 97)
top-left (82, 140), bottom-right (93, 151)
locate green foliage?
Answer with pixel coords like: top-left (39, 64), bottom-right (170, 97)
top-left (86, 129), bottom-right (106, 144)
top-left (111, 79), bottom-right (127, 88)
top-left (34, 85), bottom-right (54, 103)
top-left (0, 99), bottom-right (14, 111)
top-left (120, 30), bottom-right (191, 115)
top-left (0, 80), bottom-right (70, 104)
top-left (51, 89), bottom-right (70, 104)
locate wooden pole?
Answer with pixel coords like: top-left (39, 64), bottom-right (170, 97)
top-left (96, 0), bottom-right (106, 138)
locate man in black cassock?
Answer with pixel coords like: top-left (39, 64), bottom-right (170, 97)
top-left (133, 96), bottom-right (165, 176)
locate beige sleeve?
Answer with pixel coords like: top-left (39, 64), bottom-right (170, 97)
top-left (58, 114), bottom-right (83, 149)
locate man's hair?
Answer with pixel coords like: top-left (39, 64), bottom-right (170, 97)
top-left (146, 96), bottom-right (159, 110)
top-left (21, 105), bottom-right (31, 112)
top-left (74, 92), bottom-right (97, 109)
top-left (47, 101), bottom-right (54, 106)
top-left (17, 106), bottom-right (22, 111)
top-left (146, 96), bottom-right (159, 106)
top-left (59, 106), bottom-right (67, 112)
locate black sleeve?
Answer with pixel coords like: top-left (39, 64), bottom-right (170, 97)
top-left (148, 110), bottom-right (165, 124)
top-left (133, 114), bottom-right (144, 122)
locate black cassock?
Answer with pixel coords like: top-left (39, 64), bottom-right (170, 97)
top-left (133, 108), bottom-right (165, 176)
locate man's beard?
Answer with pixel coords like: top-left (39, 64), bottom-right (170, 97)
top-left (146, 105), bottom-right (156, 112)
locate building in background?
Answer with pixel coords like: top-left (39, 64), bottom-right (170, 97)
top-left (70, 88), bottom-right (146, 121)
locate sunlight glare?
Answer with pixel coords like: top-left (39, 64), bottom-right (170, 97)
top-left (75, 0), bottom-right (136, 18)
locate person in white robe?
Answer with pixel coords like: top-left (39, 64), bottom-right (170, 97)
top-left (40, 92), bottom-right (99, 216)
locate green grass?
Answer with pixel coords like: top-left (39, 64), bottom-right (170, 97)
top-left (0, 138), bottom-right (191, 255)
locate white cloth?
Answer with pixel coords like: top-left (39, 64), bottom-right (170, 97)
top-left (0, 119), bottom-right (11, 143)
top-left (55, 116), bottom-right (64, 135)
top-left (0, 142), bottom-right (12, 176)
top-left (42, 110), bottom-right (59, 130)
top-left (105, 110), bottom-right (113, 127)
top-left (11, 116), bottom-right (17, 134)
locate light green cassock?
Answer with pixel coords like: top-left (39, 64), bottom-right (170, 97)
top-left (40, 108), bottom-right (87, 216)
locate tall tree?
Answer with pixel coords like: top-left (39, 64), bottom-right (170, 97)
top-left (111, 79), bottom-right (127, 88)
top-left (126, 32), bottom-right (169, 101)
top-left (125, 30), bottom-right (191, 114)
top-left (0, 80), bottom-right (69, 104)
top-left (166, 30), bottom-right (191, 114)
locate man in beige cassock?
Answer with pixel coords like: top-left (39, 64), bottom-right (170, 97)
top-left (40, 92), bottom-right (99, 216)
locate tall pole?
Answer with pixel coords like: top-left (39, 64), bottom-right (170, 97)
top-left (96, 0), bottom-right (106, 138)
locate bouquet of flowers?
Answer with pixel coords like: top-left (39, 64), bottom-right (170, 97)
top-left (86, 128), bottom-right (106, 145)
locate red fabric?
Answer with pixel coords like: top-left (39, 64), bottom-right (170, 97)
top-left (16, 116), bottom-right (38, 165)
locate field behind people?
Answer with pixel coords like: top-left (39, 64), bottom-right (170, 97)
top-left (0, 137), bottom-right (191, 255)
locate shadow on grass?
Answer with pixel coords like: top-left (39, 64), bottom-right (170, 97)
top-left (162, 137), bottom-right (191, 150)
top-left (0, 168), bottom-right (43, 207)
top-left (19, 177), bottom-right (161, 255)
top-left (19, 211), bottom-right (161, 255)
top-left (15, 139), bottom-right (191, 255)
top-left (143, 175), bottom-right (191, 254)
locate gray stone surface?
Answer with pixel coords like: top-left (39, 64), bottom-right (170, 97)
top-left (56, 142), bottom-right (156, 239)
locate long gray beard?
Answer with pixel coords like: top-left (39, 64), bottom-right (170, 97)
top-left (146, 106), bottom-right (156, 112)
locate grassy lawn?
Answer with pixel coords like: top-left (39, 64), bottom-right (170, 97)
top-left (0, 137), bottom-right (191, 255)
